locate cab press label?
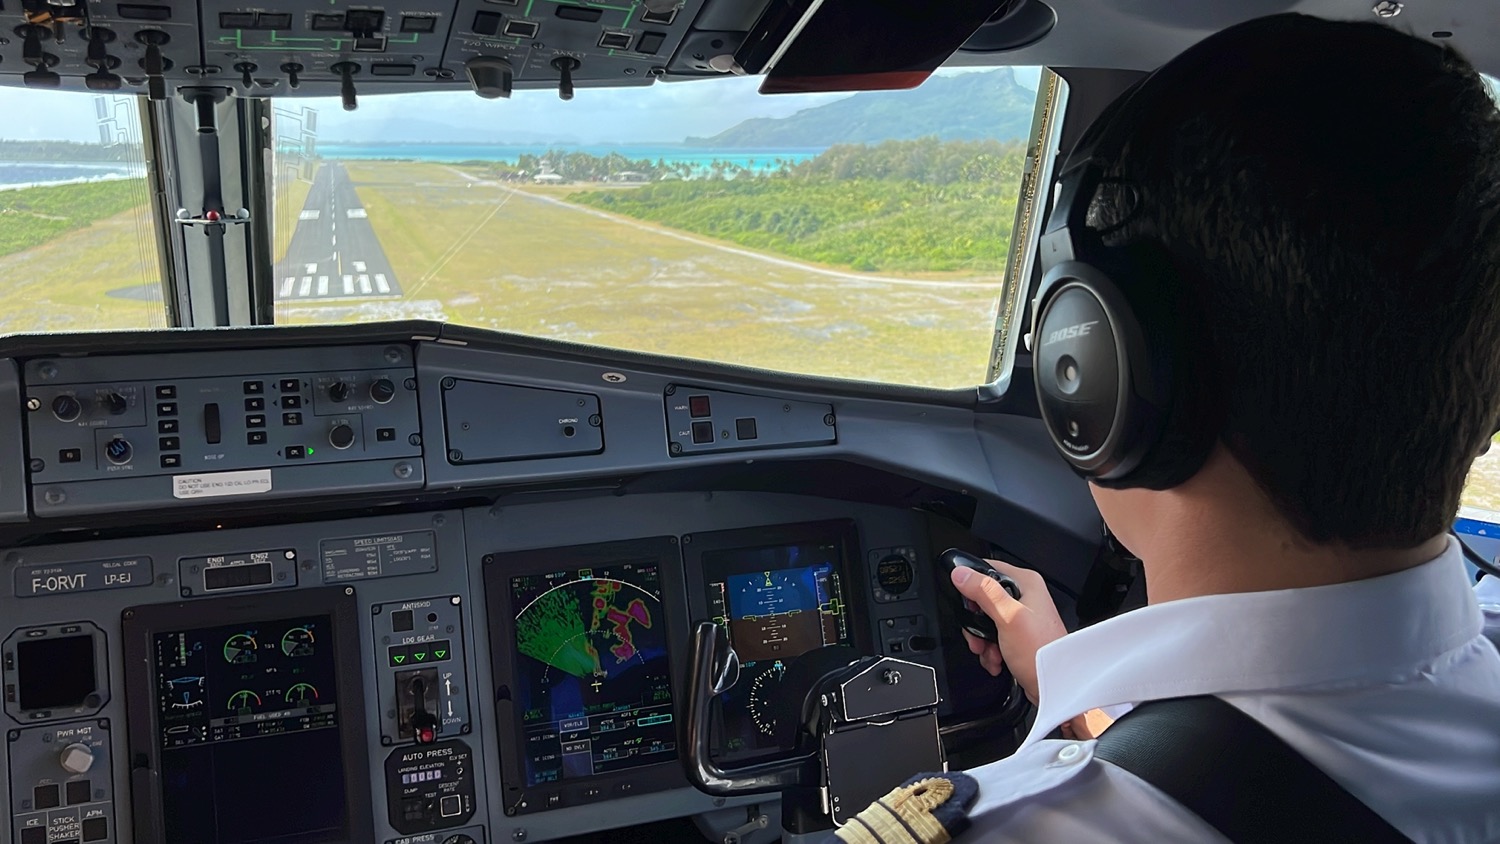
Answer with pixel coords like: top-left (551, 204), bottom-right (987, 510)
top-left (16, 556), bottom-right (153, 597)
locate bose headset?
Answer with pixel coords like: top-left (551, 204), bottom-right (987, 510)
top-left (1028, 22), bottom-right (1260, 491)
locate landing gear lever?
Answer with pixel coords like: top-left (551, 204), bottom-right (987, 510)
top-left (408, 675), bottom-right (439, 745)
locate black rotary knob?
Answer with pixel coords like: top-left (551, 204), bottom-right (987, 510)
top-left (329, 423), bottom-right (356, 450)
top-left (369, 378), bottom-right (396, 404)
top-left (442, 836), bottom-right (476, 844)
top-left (104, 438), bottom-right (133, 465)
top-left (51, 394), bottom-right (82, 422)
top-left (328, 381), bottom-right (351, 403)
top-left (105, 392), bottom-right (129, 415)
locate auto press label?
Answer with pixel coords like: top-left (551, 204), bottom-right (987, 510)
top-left (15, 556), bottom-right (152, 597)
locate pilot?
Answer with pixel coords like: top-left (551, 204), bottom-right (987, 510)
top-left (835, 13), bottom-right (1500, 844)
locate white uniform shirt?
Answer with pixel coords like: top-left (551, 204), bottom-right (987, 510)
top-left (961, 538), bottom-right (1500, 843)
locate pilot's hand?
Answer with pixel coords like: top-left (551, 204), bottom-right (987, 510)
top-left (951, 560), bottom-right (1066, 704)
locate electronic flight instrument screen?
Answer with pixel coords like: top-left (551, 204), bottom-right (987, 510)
top-left (510, 562), bottom-right (677, 785)
top-left (699, 531), bottom-right (854, 759)
top-left (123, 588), bottom-right (372, 844)
top-left (152, 616), bottom-right (345, 843)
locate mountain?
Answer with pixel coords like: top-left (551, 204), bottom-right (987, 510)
top-left (686, 69), bottom-right (1036, 148)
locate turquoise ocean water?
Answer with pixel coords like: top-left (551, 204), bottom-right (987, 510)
top-left (315, 143), bottom-right (824, 171)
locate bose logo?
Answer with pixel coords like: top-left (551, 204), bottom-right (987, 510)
top-left (1044, 320), bottom-right (1099, 345)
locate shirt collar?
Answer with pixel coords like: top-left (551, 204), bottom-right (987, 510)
top-left (1024, 536), bottom-right (1483, 747)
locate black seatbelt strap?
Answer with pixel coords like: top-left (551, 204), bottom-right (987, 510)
top-left (1093, 695), bottom-right (1411, 844)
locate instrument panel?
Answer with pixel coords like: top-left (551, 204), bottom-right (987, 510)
top-left (0, 324), bottom-right (1080, 843)
top-left (4, 498), bottom-right (946, 843)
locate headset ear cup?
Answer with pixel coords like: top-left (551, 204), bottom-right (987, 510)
top-left (1088, 241), bottom-right (1220, 491)
top-left (1033, 261), bottom-right (1160, 480)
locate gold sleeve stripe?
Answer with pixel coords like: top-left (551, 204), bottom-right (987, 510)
top-left (833, 777), bottom-right (958, 844)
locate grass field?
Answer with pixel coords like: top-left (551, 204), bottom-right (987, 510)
top-left (0, 185), bottom-right (164, 332)
top-left (275, 161), bottom-right (1006, 389)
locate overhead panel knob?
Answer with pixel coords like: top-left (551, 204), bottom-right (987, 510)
top-left (464, 56), bottom-right (514, 100)
top-left (328, 381), bottom-right (351, 403)
top-left (59, 743), bottom-right (95, 774)
top-left (105, 392), bottom-right (128, 415)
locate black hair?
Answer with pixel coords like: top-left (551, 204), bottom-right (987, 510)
top-left (1096, 14), bottom-right (1500, 548)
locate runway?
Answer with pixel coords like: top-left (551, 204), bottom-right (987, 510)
top-left (274, 162), bottom-right (402, 301)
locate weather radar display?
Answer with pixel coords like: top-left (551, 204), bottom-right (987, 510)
top-left (511, 562), bottom-right (677, 786)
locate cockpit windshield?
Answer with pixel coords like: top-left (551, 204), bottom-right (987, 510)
top-left (267, 68), bottom-right (1042, 388)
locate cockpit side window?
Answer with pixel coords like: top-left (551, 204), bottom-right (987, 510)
top-left (0, 90), bottom-right (167, 332)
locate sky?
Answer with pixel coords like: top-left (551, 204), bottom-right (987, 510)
top-left (0, 66), bottom-right (1041, 146)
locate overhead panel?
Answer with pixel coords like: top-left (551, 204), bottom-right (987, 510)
top-left (0, 0), bottom-right (720, 98)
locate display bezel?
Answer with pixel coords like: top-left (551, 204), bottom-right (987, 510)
top-left (120, 586), bottom-right (374, 844)
top-left (681, 519), bottom-right (869, 761)
top-left (483, 535), bottom-right (690, 815)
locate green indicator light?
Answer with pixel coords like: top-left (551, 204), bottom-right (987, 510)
top-left (434, 650), bottom-right (447, 659)
top-left (306, 447), bottom-right (315, 455)
top-left (392, 654), bottom-right (406, 664)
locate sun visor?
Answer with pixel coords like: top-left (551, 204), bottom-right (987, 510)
top-left (753, 0), bottom-right (1017, 94)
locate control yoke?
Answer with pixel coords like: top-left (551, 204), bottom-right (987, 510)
top-left (683, 622), bottom-right (946, 837)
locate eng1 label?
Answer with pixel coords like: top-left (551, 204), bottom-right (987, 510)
top-left (172, 469), bottom-right (273, 499)
top-left (16, 556), bottom-right (153, 597)
top-left (321, 531), bottom-right (438, 582)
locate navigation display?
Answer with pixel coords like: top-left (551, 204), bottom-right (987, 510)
top-left (510, 561), bottom-right (677, 786)
top-left (151, 615), bottom-right (347, 844)
top-left (703, 538), bottom-right (852, 758)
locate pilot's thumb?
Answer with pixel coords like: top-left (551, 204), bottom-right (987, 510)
top-left (951, 566), bottom-right (1019, 622)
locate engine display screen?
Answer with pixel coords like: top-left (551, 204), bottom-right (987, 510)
top-left (510, 562), bottom-right (677, 786)
top-left (151, 615), bottom-right (347, 844)
top-left (703, 539), bottom-right (852, 758)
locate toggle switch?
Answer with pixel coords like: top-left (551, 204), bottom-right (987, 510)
top-left (234, 61), bottom-right (256, 88)
top-left (280, 61), bottom-right (303, 89)
top-left (135, 29), bottom-right (170, 100)
top-left (331, 61), bottom-right (360, 111)
top-left (551, 55), bottom-right (579, 101)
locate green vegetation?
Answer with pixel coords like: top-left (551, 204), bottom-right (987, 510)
top-left (571, 138), bottom-right (1024, 272)
top-left (0, 141), bottom-right (139, 162)
top-left (0, 178), bottom-right (148, 257)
